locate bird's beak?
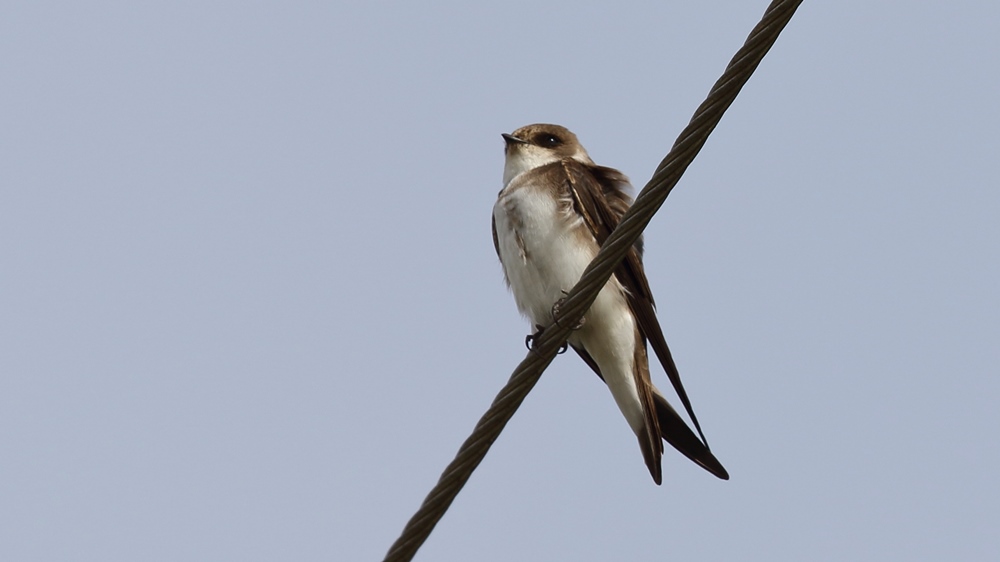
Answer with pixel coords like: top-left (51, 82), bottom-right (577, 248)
top-left (501, 133), bottom-right (527, 146)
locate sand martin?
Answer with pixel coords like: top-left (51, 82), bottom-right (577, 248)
top-left (491, 124), bottom-right (728, 484)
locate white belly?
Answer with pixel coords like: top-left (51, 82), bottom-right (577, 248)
top-left (493, 178), bottom-right (648, 436)
top-left (493, 182), bottom-right (595, 325)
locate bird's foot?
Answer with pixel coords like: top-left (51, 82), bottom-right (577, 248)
top-left (524, 325), bottom-right (569, 354)
top-left (552, 292), bottom-right (585, 331)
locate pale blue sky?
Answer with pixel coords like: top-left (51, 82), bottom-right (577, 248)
top-left (2, 2), bottom-right (998, 560)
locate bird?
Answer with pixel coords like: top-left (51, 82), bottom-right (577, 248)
top-left (491, 123), bottom-right (728, 484)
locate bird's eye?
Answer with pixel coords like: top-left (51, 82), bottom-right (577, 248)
top-left (535, 134), bottom-right (562, 148)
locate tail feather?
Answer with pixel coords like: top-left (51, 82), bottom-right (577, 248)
top-left (569, 341), bottom-right (728, 482)
top-left (653, 393), bottom-right (729, 480)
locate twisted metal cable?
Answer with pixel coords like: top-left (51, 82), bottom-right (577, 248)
top-left (383, 1), bottom-right (802, 560)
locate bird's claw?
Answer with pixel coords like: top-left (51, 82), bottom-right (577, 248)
top-left (524, 331), bottom-right (539, 351)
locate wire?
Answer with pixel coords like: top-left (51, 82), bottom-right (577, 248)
top-left (382, 1), bottom-right (803, 559)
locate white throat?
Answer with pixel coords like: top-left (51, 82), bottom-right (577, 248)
top-left (503, 145), bottom-right (594, 187)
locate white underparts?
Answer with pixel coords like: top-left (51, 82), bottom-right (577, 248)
top-left (493, 171), bottom-right (647, 438)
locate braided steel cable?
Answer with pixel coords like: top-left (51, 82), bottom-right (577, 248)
top-left (383, 1), bottom-right (802, 560)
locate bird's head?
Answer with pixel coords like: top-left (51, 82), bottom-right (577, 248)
top-left (502, 123), bottom-right (594, 186)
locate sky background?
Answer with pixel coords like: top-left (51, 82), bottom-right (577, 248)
top-left (2, 1), bottom-right (998, 561)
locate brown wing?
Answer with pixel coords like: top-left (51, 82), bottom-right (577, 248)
top-left (560, 159), bottom-right (714, 452)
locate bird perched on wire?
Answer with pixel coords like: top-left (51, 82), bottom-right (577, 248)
top-left (491, 123), bottom-right (728, 484)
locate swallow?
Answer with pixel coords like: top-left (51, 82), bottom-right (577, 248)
top-left (492, 123), bottom-right (728, 484)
